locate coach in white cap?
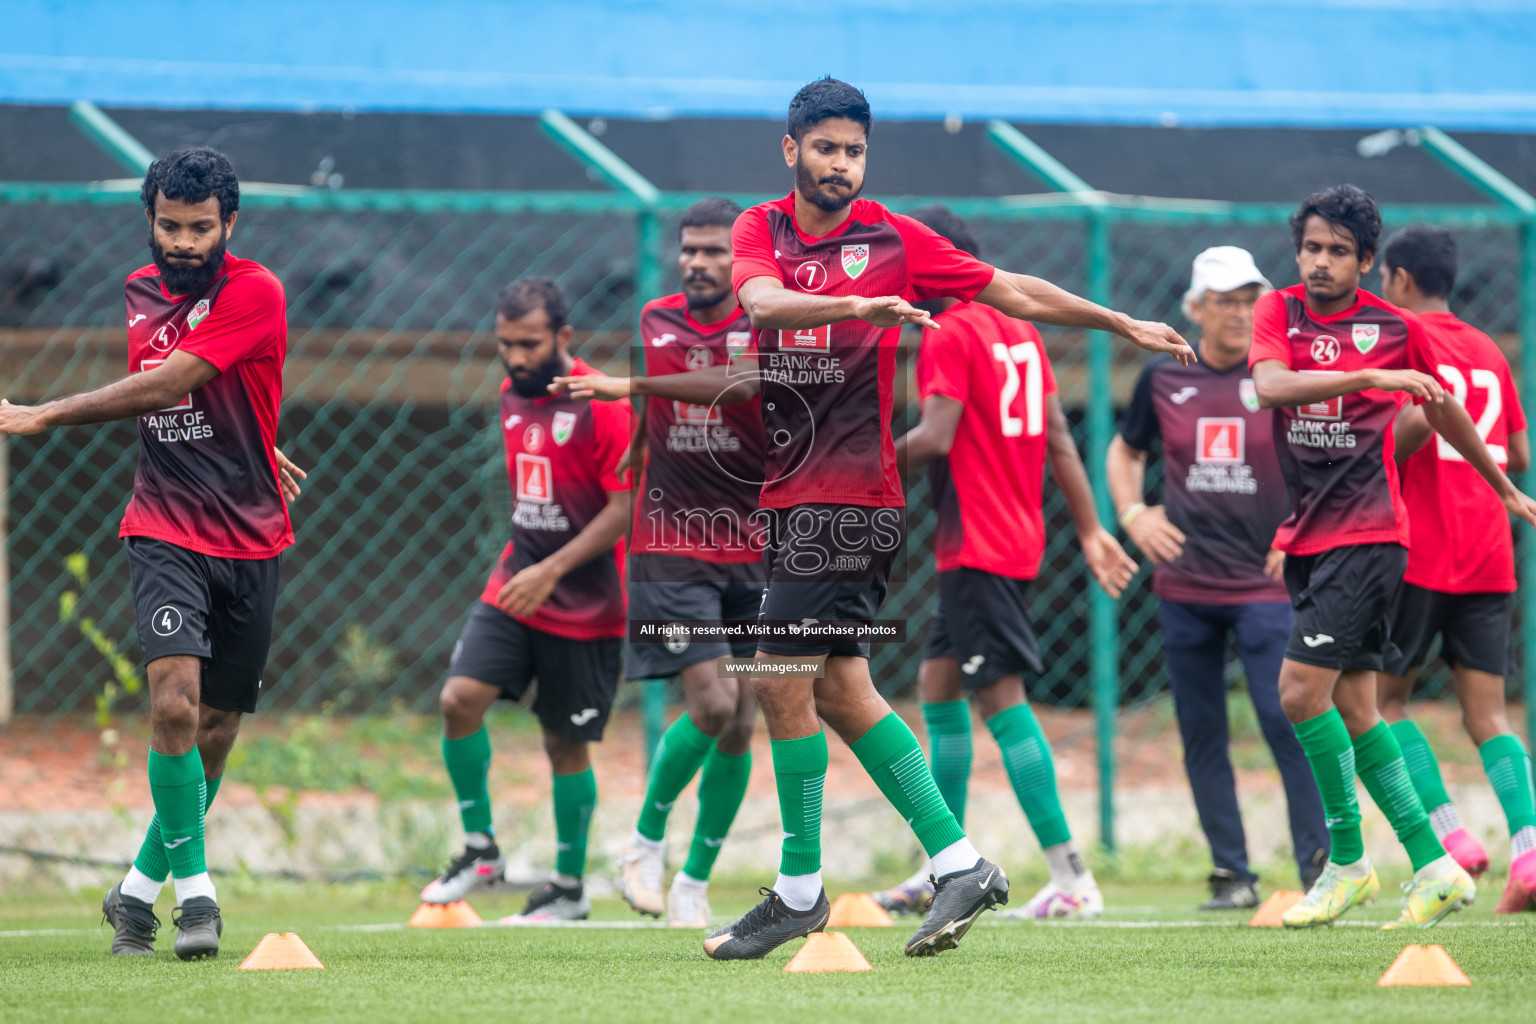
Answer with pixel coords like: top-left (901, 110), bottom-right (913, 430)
top-left (1108, 246), bottom-right (1330, 910)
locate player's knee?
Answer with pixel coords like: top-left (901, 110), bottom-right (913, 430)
top-left (438, 682), bottom-right (479, 730)
top-left (1277, 678), bottom-right (1320, 724)
top-left (686, 685), bottom-right (734, 737)
top-left (150, 689), bottom-right (199, 739)
top-left (1377, 695), bottom-right (1409, 722)
top-left (1461, 705), bottom-right (1510, 746)
top-left (542, 731), bottom-right (589, 774)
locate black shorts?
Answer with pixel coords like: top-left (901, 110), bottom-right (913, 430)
top-left (1282, 542), bottom-right (1406, 671)
top-left (625, 554), bottom-right (764, 679)
top-left (448, 601), bottom-right (622, 741)
top-left (755, 503), bottom-right (905, 658)
top-left (1383, 583), bottom-right (1516, 677)
top-left (923, 568), bottom-right (1043, 687)
top-left (125, 536), bottom-right (282, 715)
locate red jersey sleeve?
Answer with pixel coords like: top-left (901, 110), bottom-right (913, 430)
top-left (919, 320), bottom-right (979, 405)
top-left (178, 270), bottom-right (285, 372)
top-left (1402, 312), bottom-right (1437, 406)
top-left (890, 214), bottom-right (996, 302)
top-left (1502, 360), bottom-right (1527, 433)
top-left (730, 207), bottom-right (783, 293)
top-left (591, 398), bottom-right (634, 491)
top-left (1247, 290), bottom-right (1291, 369)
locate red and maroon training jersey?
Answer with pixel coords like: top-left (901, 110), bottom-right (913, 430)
top-left (479, 358), bottom-right (630, 639)
top-left (731, 193), bottom-right (996, 509)
top-left (917, 302), bottom-right (1057, 579)
top-left (119, 253), bottom-right (292, 559)
top-left (629, 295), bottom-right (764, 563)
top-left (1249, 284), bottom-right (1436, 556)
top-left (1401, 311), bottom-right (1525, 594)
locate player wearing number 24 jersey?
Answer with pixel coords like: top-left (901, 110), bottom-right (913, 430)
top-left (1371, 224), bottom-right (1536, 916)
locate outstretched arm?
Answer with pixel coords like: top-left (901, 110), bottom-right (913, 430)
top-left (1250, 359), bottom-right (1445, 409)
top-left (973, 271), bottom-right (1194, 363)
top-left (737, 275), bottom-right (939, 331)
top-left (1046, 395), bottom-right (1137, 597)
top-left (552, 357), bottom-right (762, 405)
top-left (0, 350), bottom-right (218, 434)
top-left (1424, 399), bottom-right (1536, 527)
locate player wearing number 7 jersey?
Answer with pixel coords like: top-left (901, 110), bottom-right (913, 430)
top-left (877, 207), bottom-right (1137, 921)
top-left (1372, 225), bottom-right (1536, 915)
top-left (1249, 185), bottom-right (1536, 930)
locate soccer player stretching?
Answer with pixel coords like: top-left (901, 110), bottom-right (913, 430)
top-left (421, 278), bottom-right (632, 922)
top-left (1248, 185), bottom-right (1536, 928)
top-left (877, 206), bottom-right (1136, 921)
top-left (1374, 225), bottom-right (1536, 913)
top-left (560, 77), bottom-right (1189, 959)
top-left (0, 149), bottom-right (292, 959)
top-left (616, 199), bottom-right (763, 928)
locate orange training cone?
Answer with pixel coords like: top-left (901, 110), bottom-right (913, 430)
top-left (784, 931), bottom-right (873, 973)
top-left (409, 900), bottom-right (483, 928)
top-left (239, 932), bottom-right (324, 970)
top-left (1378, 945), bottom-right (1471, 987)
top-left (827, 893), bottom-right (894, 927)
top-left (1247, 890), bottom-right (1304, 927)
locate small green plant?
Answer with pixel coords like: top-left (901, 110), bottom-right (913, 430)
top-left (58, 552), bottom-right (143, 740)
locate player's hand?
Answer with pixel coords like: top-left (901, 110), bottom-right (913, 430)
top-left (1500, 487), bottom-right (1536, 530)
top-left (497, 561), bottom-right (561, 618)
top-left (0, 400), bottom-right (48, 436)
top-left (550, 375), bottom-right (632, 402)
top-left (1120, 320), bottom-right (1195, 365)
top-left (1124, 505), bottom-right (1185, 565)
top-left (1081, 527), bottom-right (1138, 599)
top-left (852, 296), bottom-right (938, 330)
top-left (1367, 369), bottom-right (1445, 403)
top-left (274, 446), bottom-right (307, 503)
top-left (1263, 547), bottom-right (1285, 580)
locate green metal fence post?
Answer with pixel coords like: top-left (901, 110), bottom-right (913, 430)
top-left (67, 100), bottom-right (154, 176)
top-left (1086, 209), bottom-right (1118, 851)
top-left (642, 677), bottom-right (669, 768)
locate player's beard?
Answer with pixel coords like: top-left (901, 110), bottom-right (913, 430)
top-left (683, 273), bottom-right (731, 310)
top-left (504, 351), bottom-right (564, 398)
top-left (795, 154), bottom-right (860, 213)
top-left (150, 227), bottom-right (228, 296)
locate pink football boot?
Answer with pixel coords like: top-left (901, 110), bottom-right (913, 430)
top-left (1440, 827), bottom-right (1490, 877)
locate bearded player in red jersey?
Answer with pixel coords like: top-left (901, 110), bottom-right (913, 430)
top-left (1373, 225), bottom-right (1536, 914)
top-left (562, 77), bottom-right (1190, 960)
top-left (876, 206), bottom-right (1136, 921)
top-left (0, 149), bottom-right (293, 960)
top-left (615, 199), bottom-right (764, 928)
top-left (420, 278), bottom-right (632, 923)
top-left (1249, 185), bottom-right (1536, 929)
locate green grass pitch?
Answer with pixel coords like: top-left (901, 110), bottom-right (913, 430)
top-left (2, 881), bottom-right (1532, 1023)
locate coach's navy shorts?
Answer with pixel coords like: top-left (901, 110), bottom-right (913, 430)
top-left (126, 536), bottom-right (282, 714)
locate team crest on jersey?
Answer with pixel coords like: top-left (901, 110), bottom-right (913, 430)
top-left (1352, 323), bottom-right (1380, 353)
top-left (1239, 378), bottom-right (1260, 413)
top-left (726, 331), bottom-right (752, 363)
top-left (841, 244), bottom-right (870, 280)
top-left (552, 410), bottom-right (576, 446)
top-left (685, 345), bottom-right (713, 371)
top-left (523, 422), bottom-right (546, 453)
top-left (1310, 335), bottom-right (1340, 365)
top-left (187, 298), bottom-right (211, 331)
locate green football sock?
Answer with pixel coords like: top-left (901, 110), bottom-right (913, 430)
top-left (552, 768), bottom-right (597, 879)
top-left (637, 714), bottom-right (713, 842)
top-left (1480, 733), bottom-right (1536, 835)
top-left (147, 748), bottom-right (207, 879)
top-left (921, 700), bottom-right (972, 826)
top-left (772, 732), bottom-right (827, 876)
top-left (851, 713), bottom-right (966, 857)
top-left (682, 745), bottom-right (751, 880)
top-left (443, 728), bottom-right (494, 836)
top-left (134, 774), bottom-right (222, 882)
top-left (1293, 709), bottom-right (1364, 865)
top-left (1354, 721), bottom-right (1443, 871)
top-left (987, 703), bottom-right (1072, 848)
top-left (1390, 719), bottom-right (1453, 812)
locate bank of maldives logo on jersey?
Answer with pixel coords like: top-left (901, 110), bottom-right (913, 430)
top-left (516, 452), bottom-right (553, 504)
top-left (1352, 323), bottom-right (1380, 354)
top-left (1196, 417), bottom-right (1245, 465)
top-left (841, 244), bottom-right (870, 280)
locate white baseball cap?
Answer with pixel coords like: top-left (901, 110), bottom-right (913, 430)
top-left (1182, 246), bottom-right (1271, 316)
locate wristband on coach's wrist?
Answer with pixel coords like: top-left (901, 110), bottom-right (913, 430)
top-left (1118, 503), bottom-right (1147, 530)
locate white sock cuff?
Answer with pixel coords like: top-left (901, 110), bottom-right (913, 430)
top-left (929, 837), bottom-right (982, 878)
top-left (673, 871), bottom-right (708, 890)
top-left (631, 832), bottom-right (666, 852)
top-left (120, 866), bottom-right (164, 904)
top-left (465, 831), bottom-right (495, 850)
top-left (171, 871), bottom-right (216, 904)
top-left (1511, 825), bottom-right (1536, 859)
top-left (773, 871), bottom-right (822, 911)
top-left (1334, 856), bottom-right (1372, 879)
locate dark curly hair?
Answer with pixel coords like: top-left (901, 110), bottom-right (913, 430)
top-left (906, 205), bottom-right (981, 259)
top-left (497, 276), bottom-right (569, 331)
top-left (1290, 184), bottom-right (1380, 259)
top-left (679, 196), bottom-right (743, 234)
top-left (1382, 224), bottom-right (1458, 300)
top-left (786, 77), bottom-right (871, 141)
top-left (140, 147), bottom-right (240, 221)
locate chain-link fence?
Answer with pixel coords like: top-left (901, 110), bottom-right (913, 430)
top-left (3, 185), bottom-right (1533, 851)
